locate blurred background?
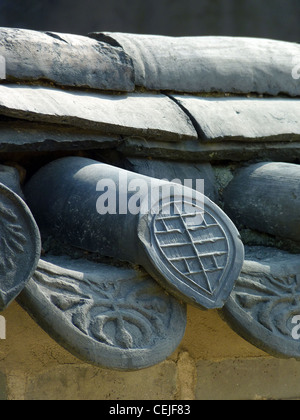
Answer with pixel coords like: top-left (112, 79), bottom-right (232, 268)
top-left (0, 0), bottom-right (299, 42)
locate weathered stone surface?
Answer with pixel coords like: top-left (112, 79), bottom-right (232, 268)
top-left (0, 165), bottom-right (24, 198)
top-left (1, 120), bottom-right (299, 162)
top-left (118, 137), bottom-right (300, 163)
top-left (24, 361), bottom-right (177, 400)
top-left (1, 120), bottom-right (299, 163)
top-left (18, 256), bottom-right (187, 371)
top-left (171, 96), bottom-right (300, 142)
top-left (0, 371), bottom-right (6, 400)
top-left (0, 56), bottom-right (5, 80)
top-left (196, 358), bottom-right (300, 400)
top-left (0, 85), bottom-right (197, 141)
top-left (90, 33), bottom-right (300, 96)
top-left (122, 157), bottom-right (219, 202)
top-left (0, 28), bottom-right (134, 91)
top-left (0, 183), bottom-right (40, 311)
top-left (223, 162), bottom-right (300, 242)
top-left (221, 246), bottom-right (300, 360)
top-left (24, 157), bottom-right (244, 310)
top-left (0, 121), bottom-right (121, 153)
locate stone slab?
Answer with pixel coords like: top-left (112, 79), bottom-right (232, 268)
top-left (221, 246), bottom-right (300, 360)
top-left (0, 121), bottom-right (121, 153)
top-left (0, 28), bottom-right (134, 91)
top-left (171, 96), bottom-right (300, 142)
top-left (118, 137), bottom-right (300, 163)
top-left (0, 120), bottom-right (299, 163)
top-left (90, 33), bottom-right (300, 96)
top-left (0, 85), bottom-right (197, 142)
top-left (18, 256), bottom-right (187, 371)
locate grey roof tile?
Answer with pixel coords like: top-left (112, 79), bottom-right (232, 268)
top-left (90, 32), bottom-right (300, 96)
top-left (0, 85), bottom-right (197, 141)
top-left (171, 95), bottom-right (300, 142)
top-left (0, 27), bottom-right (135, 91)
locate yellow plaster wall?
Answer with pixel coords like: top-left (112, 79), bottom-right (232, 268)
top-left (4, 300), bottom-right (295, 400)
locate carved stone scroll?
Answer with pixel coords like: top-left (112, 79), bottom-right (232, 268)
top-left (18, 256), bottom-right (187, 371)
top-left (0, 182), bottom-right (41, 310)
top-left (221, 246), bottom-right (300, 359)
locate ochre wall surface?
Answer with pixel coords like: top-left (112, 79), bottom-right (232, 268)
top-left (1, 301), bottom-right (300, 400)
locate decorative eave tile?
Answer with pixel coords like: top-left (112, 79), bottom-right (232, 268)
top-left (221, 246), bottom-right (300, 360)
top-left (18, 256), bottom-right (187, 371)
top-left (0, 183), bottom-right (40, 310)
top-left (24, 156), bottom-right (244, 310)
